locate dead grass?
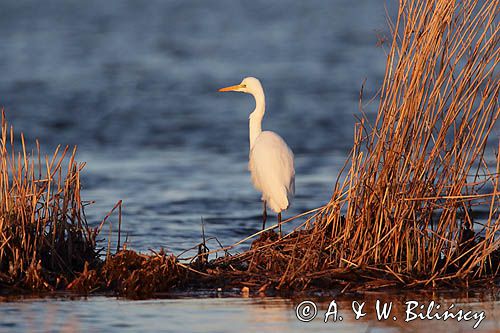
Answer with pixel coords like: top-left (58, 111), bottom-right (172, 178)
top-left (0, 110), bottom-right (99, 290)
top-left (217, 0), bottom-right (499, 291)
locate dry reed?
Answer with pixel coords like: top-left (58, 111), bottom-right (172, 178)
top-left (225, 0), bottom-right (499, 291)
top-left (0, 110), bottom-right (99, 290)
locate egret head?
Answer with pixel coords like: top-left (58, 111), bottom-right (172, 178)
top-left (218, 77), bottom-right (263, 96)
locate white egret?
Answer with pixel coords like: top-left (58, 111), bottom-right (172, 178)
top-left (219, 77), bottom-right (295, 235)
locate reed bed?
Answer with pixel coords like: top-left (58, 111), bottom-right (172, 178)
top-left (1, 0), bottom-right (498, 296)
top-left (318, 0), bottom-right (500, 287)
top-left (218, 0), bottom-right (499, 291)
top-left (0, 111), bottom-right (99, 290)
top-left (162, 0), bottom-right (499, 294)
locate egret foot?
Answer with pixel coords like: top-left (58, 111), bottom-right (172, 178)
top-left (262, 201), bottom-right (267, 230)
top-left (278, 212), bottom-right (282, 238)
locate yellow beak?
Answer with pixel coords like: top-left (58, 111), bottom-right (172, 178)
top-left (218, 84), bottom-right (244, 92)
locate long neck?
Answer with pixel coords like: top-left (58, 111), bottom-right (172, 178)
top-left (249, 90), bottom-right (265, 150)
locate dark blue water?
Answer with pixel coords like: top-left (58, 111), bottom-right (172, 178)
top-left (0, 0), bottom-right (392, 253)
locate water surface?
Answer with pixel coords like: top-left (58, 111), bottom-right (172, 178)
top-left (0, 0), bottom-right (391, 252)
top-left (1, 291), bottom-right (499, 332)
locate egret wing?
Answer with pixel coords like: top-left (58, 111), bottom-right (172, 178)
top-left (249, 131), bottom-right (295, 212)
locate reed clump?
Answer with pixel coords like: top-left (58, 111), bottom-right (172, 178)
top-left (217, 0), bottom-right (499, 291)
top-left (0, 111), bottom-right (99, 291)
top-left (66, 250), bottom-right (189, 297)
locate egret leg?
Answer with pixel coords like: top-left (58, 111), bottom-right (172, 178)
top-left (278, 212), bottom-right (282, 238)
top-left (262, 201), bottom-right (267, 230)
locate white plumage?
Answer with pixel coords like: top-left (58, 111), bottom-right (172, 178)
top-left (219, 77), bottom-right (295, 232)
top-left (249, 131), bottom-right (295, 213)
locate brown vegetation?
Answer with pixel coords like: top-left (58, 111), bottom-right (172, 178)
top-left (0, 111), bottom-right (99, 291)
top-left (1, 0), bottom-right (498, 297)
top-left (188, 0), bottom-right (500, 293)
